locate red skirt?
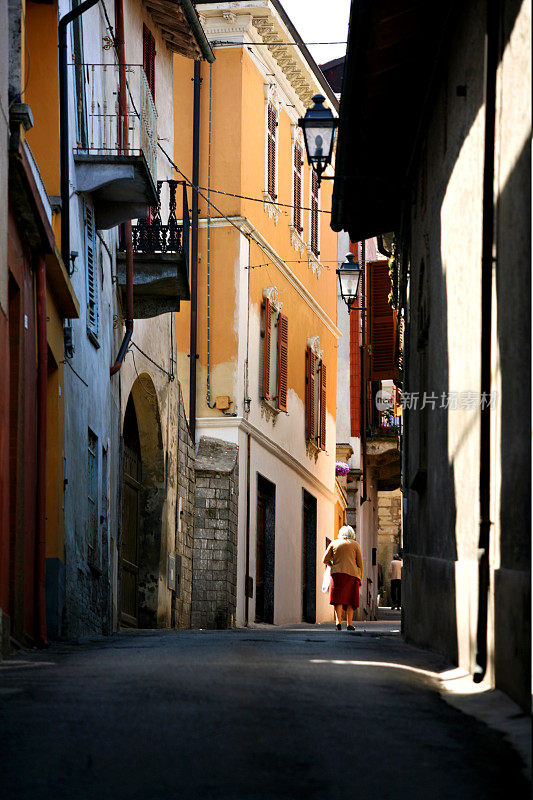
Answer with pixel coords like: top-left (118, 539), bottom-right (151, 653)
top-left (329, 572), bottom-right (360, 608)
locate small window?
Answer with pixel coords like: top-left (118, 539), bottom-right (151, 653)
top-left (261, 297), bottom-right (288, 411)
top-left (87, 429), bottom-right (99, 565)
top-left (267, 102), bottom-right (277, 200)
top-left (293, 143), bottom-right (303, 233)
top-left (306, 347), bottom-right (326, 450)
top-left (310, 169), bottom-right (319, 257)
top-left (84, 200), bottom-right (98, 343)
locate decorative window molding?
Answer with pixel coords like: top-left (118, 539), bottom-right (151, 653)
top-left (290, 225), bottom-right (306, 256)
top-left (307, 248), bottom-right (322, 277)
top-left (307, 335), bottom-right (323, 360)
top-left (263, 286), bottom-right (283, 313)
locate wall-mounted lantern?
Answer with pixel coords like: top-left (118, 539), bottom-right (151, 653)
top-left (298, 94), bottom-right (338, 185)
top-left (337, 252), bottom-right (363, 312)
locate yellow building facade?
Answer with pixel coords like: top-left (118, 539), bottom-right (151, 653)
top-left (173, 2), bottom-right (341, 625)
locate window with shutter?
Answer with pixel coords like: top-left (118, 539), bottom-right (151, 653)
top-left (310, 169), bottom-right (319, 256)
top-left (277, 313), bottom-right (288, 412)
top-left (143, 24), bottom-right (156, 103)
top-left (306, 346), bottom-right (315, 442)
top-left (85, 200), bottom-right (98, 340)
top-left (293, 144), bottom-right (302, 233)
top-left (262, 297), bottom-right (271, 399)
top-left (267, 103), bottom-right (277, 200)
top-left (367, 260), bottom-right (395, 380)
top-left (319, 361), bottom-right (327, 450)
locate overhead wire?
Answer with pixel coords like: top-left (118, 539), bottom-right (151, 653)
top-left (158, 142), bottom-right (333, 281)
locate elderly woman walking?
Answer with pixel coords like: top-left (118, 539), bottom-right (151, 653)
top-left (322, 526), bottom-right (363, 630)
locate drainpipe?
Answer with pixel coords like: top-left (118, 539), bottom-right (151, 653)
top-left (110, 0), bottom-right (134, 376)
top-left (474, 0), bottom-right (498, 683)
top-left (35, 255), bottom-right (48, 646)
top-left (189, 59), bottom-right (201, 440)
top-left (360, 239), bottom-right (367, 505)
top-left (245, 431), bottom-right (251, 625)
top-left (58, 0), bottom-right (99, 267)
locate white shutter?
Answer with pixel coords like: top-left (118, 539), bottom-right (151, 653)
top-left (85, 201), bottom-right (98, 338)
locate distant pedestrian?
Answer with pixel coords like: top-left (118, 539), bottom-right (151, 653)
top-left (322, 526), bottom-right (363, 631)
top-left (389, 554), bottom-right (403, 610)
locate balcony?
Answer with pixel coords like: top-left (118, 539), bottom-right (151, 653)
top-left (117, 180), bottom-right (190, 318)
top-left (72, 63), bottom-right (158, 229)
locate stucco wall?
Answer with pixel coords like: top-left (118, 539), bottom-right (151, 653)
top-left (57, 0), bottom-right (197, 636)
top-left (403, 0), bottom-right (530, 708)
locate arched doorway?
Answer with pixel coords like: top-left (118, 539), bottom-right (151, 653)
top-left (120, 374), bottom-right (166, 628)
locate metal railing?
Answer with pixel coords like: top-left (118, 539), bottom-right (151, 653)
top-left (124, 180), bottom-right (190, 259)
top-left (72, 62), bottom-right (157, 184)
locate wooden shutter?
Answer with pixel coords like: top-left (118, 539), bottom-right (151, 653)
top-left (368, 260), bottom-right (395, 380)
top-left (319, 361), bottom-right (327, 450)
top-left (262, 298), bottom-right (271, 399)
top-left (143, 24), bottom-right (156, 102)
top-left (277, 313), bottom-right (288, 412)
top-left (85, 201), bottom-right (98, 337)
top-left (350, 308), bottom-right (361, 436)
top-left (293, 144), bottom-right (302, 232)
top-left (310, 169), bottom-right (319, 256)
top-left (306, 346), bottom-right (315, 441)
top-left (267, 103), bottom-right (277, 200)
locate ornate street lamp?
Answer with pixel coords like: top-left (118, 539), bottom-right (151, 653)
top-left (298, 94), bottom-right (338, 184)
top-left (337, 252), bottom-right (363, 312)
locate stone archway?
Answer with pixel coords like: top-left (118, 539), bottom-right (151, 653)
top-left (120, 373), bottom-right (166, 628)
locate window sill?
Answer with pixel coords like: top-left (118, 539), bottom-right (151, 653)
top-left (290, 225), bottom-right (306, 256)
top-left (261, 397), bottom-right (284, 423)
top-left (263, 192), bottom-right (281, 225)
top-left (306, 438), bottom-right (321, 462)
top-left (307, 249), bottom-right (322, 277)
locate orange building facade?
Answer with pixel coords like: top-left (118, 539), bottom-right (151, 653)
top-left (173, 1), bottom-right (341, 625)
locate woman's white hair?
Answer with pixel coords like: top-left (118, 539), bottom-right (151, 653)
top-left (338, 525), bottom-right (356, 540)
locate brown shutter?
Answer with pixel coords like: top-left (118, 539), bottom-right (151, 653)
top-left (306, 346), bottom-right (315, 441)
top-left (262, 298), bottom-right (271, 399)
top-left (319, 361), bottom-right (327, 450)
top-left (293, 144), bottom-right (302, 232)
top-left (267, 104), bottom-right (277, 199)
top-left (143, 24), bottom-right (156, 102)
top-left (277, 313), bottom-right (288, 412)
top-left (311, 169), bottom-right (319, 256)
top-left (368, 260), bottom-right (395, 380)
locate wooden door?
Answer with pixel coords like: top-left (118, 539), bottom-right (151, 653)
top-left (121, 444), bottom-right (141, 626)
top-left (302, 491), bottom-right (317, 623)
top-left (255, 496), bottom-right (266, 623)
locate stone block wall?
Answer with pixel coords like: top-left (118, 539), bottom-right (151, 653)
top-left (377, 489), bottom-right (402, 605)
top-left (173, 389), bottom-right (196, 628)
top-left (191, 437), bottom-right (239, 629)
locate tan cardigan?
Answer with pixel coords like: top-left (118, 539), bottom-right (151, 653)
top-left (323, 539), bottom-right (363, 581)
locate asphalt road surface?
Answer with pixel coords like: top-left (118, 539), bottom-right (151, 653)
top-left (0, 621), bottom-right (528, 799)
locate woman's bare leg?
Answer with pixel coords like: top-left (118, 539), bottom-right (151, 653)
top-left (334, 605), bottom-right (344, 626)
top-left (346, 605), bottom-right (354, 626)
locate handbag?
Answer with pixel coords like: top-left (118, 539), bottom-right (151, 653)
top-left (321, 565), bottom-right (331, 593)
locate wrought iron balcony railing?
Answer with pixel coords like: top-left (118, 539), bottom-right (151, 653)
top-left (122, 179), bottom-right (190, 258)
top-left (72, 62), bottom-right (157, 185)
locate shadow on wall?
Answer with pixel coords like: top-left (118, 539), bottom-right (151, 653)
top-left (494, 130), bottom-right (531, 709)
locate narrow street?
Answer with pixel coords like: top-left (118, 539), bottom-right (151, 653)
top-left (0, 613), bottom-right (527, 800)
